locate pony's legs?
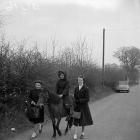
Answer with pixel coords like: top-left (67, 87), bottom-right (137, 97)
top-left (69, 117), bottom-right (73, 129)
top-left (65, 121), bottom-right (69, 134)
top-left (56, 118), bottom-right (62, 136)
top-left (65, 117), bottom-right (73, 134)
top-left (52, 119), bottom-right (56, 138)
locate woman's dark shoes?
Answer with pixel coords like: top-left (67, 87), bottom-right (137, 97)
top-left (80, 134), bottom-right (84, 139)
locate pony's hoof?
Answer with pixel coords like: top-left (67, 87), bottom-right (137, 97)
top-left (65, 129), bottom-right (68, 135)
top-left (80, 134), bottom-right (84, 139)
top-left (58, 131), bottom-right (62, 136)
top-left (52, 134), bottom-right (56, 138)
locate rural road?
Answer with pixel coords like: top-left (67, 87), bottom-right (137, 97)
top-left (8, 85), bottom-right (140, 140)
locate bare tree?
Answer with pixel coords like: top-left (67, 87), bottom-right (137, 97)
top-left (49, 37), bottom-right (58, 61)
top-left (114, 46), bottom-right (140, 70)
top-left (114, 46), bottom-right (140, 81)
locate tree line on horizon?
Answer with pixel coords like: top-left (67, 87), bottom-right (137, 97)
top-left (0, 36), bottom-right (139, 98)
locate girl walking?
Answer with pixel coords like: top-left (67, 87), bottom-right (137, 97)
top-left (73, 76), bottom-right (93, 140)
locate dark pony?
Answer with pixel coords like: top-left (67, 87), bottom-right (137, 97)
top-left (44, 90), bottom-right (75, 138)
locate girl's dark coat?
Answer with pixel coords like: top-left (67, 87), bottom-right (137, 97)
top-left (56, 79), bottom-right (70, 105)
top-left (28, 89), bottom-right (44, 124)
top-left (74, 85), bottom-right (93, 126)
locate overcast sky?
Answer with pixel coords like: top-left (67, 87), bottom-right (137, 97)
top-left (0, 0), bottom-right (140, 65)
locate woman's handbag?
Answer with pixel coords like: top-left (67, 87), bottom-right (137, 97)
top-left (72, 111), bottom-right (81, 119)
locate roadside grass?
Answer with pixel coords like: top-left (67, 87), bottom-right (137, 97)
top-left (90, 86), bottom-right (115, 102)
top-left (0, 111), bottom-right (33, 140)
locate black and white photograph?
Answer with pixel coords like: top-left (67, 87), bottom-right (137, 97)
top-left (0, 0), bottom-right (139, 140)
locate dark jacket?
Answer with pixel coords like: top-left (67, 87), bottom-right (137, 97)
top-left (28, 89), bottom-right (44, 124)
top-left (56, 73), bottom-right (70, 104)
top-left (56, 79), bottom-right (69, 96)
top-left (74, 85), bottom-right (93, 126)
top-left (29, 89), bottom-right (45, 104)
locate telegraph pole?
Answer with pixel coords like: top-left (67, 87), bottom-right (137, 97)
top-left (102, 28), bottom-right (105, 87)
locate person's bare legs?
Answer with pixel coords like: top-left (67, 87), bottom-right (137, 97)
top-left (80, 126), bottom-right (85, 139)
top-left (82, 126), bottom-right (85, 134)
top-left (73, 126), bottom-right (78, 140)
top-left (31, 124), bottom-right (39, 139)
top-left (39, 123), bottom-right (43, 133)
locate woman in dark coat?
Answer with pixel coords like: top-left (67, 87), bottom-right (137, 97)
top-left (28, 80), bottom-right (45, 139)
top-left (73, 76), bottom-right (93, 140)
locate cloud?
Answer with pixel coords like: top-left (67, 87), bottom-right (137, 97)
top-left (2, 0), bottom-right (140, 13)
top-left (0, 0), bottom-right (122, 13)
top-left (0, 0), bottom-right (39, 13)
top-left (35, 0), bottom-right (121, 10)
